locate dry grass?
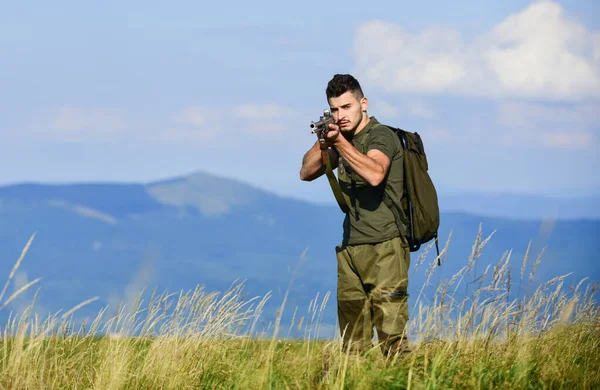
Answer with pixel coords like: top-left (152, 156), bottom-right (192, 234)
top-left (0, 228), bottom-right (598, 389)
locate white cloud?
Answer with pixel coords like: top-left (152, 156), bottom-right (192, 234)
top-left (157, 127), bottom-right (217, 142)
top-left (496, 101), bottom-right (598, 149)
top-left (164, 106), bottom-right (222, 142)
top-left (374, 99), bottom-right (435, 119)
top-left (47, 106), bottom-right (127, 140)
top-left (497, 101), bottom-right (599, 129)
top-left (406, 100), bottom-right (435, 119)
top-left (176, 106), bottom-right (210, 128)
top-left (233, 103), bottom-right (293, 119)
top-left (373, 100), bottom-right (400, 117)
top-left (247, 122), bottom-right (286, 135)
top-left (354, 1), bottom-right (600, 101)
top-left (230, 103), bottom-right (295, 138)
top-left (542, 131), bottom-right (596, 149)
top-left (166, 103), bottom-right (294, 141)
top-left (427, 128), bottom-right (451, 142)
top-left (35, 103), bottom-right (295, 144)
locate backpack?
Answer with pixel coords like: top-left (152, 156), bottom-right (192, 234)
top-left (387, 127), bottom-right (441, 264)
top-left (323, 125), bottom-right (441, 265)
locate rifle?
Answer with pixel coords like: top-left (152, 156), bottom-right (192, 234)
top-left (309, 109), bottom-right (349, 213)
top-left (309, 109), bottom-right (335, 164)
top-left (310, 109), bottom-right (335, 142)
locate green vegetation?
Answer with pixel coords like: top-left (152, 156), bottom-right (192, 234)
top-left (0, 229), bottom-right (598, 389)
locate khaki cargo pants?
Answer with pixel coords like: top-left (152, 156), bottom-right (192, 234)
top-left (335, 236), bottom-right (410, 356)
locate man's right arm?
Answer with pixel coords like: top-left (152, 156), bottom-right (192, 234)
top-left (299, 141), bottom-right (337, 181)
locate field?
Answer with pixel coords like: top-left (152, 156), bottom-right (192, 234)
top-left (0, 229), bottom-right (598, 389)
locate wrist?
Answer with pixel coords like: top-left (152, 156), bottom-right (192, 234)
top-left (333, 134), bottom-right (346, 148)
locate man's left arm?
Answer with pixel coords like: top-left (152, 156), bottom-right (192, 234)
top-left (334, 134), bottom-right (391, 187)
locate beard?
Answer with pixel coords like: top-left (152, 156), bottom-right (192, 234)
top-left (339, 111), bottom-right (365, 136)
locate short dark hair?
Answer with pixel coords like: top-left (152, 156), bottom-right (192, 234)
top-left (326, 74), bottom-right (364, 101)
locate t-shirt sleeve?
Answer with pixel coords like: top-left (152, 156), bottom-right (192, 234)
top-left (366, 127), bottom-right (400, 161)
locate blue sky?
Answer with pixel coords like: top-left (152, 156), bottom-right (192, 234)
top-left (1, 0), bottom-right (599, 204)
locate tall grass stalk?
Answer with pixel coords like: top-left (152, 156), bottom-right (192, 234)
top-left (0, 230), bottom-right (598, 389)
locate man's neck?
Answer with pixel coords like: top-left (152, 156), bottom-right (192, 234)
top-left (352, 114), bottom-right (371, 137)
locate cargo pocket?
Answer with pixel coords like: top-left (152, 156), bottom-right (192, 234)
top-left (379, 289), bottom-right (409, 336)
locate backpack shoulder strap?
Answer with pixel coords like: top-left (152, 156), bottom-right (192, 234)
top-left (358, 122), bottom-right (391, 150)
top-left (365, 124), bottom-right (410, 238)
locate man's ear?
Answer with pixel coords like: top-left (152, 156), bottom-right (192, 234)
top-left (361, 97), bottom-right (369, 112)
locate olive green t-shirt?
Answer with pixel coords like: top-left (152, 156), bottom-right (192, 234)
top-left (337, 117), bottom-right (404, 246)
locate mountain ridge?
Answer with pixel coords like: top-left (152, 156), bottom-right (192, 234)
top-left (0, 170), bottom-right (598, 337)
top-left (1, 169), bottom-right (598, 220)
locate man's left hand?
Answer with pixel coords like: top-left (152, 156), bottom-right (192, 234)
top-left (323, 123), bottom-right (340, 144)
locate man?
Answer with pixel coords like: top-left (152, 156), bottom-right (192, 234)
top-left (300, 74), bottom-right (411, 357)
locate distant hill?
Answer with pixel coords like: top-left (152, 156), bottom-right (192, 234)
top-left (0, 171), bottom-right (598, 337)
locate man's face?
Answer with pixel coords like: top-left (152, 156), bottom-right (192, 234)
top-left (328, 91), bottom-right (368, 134)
